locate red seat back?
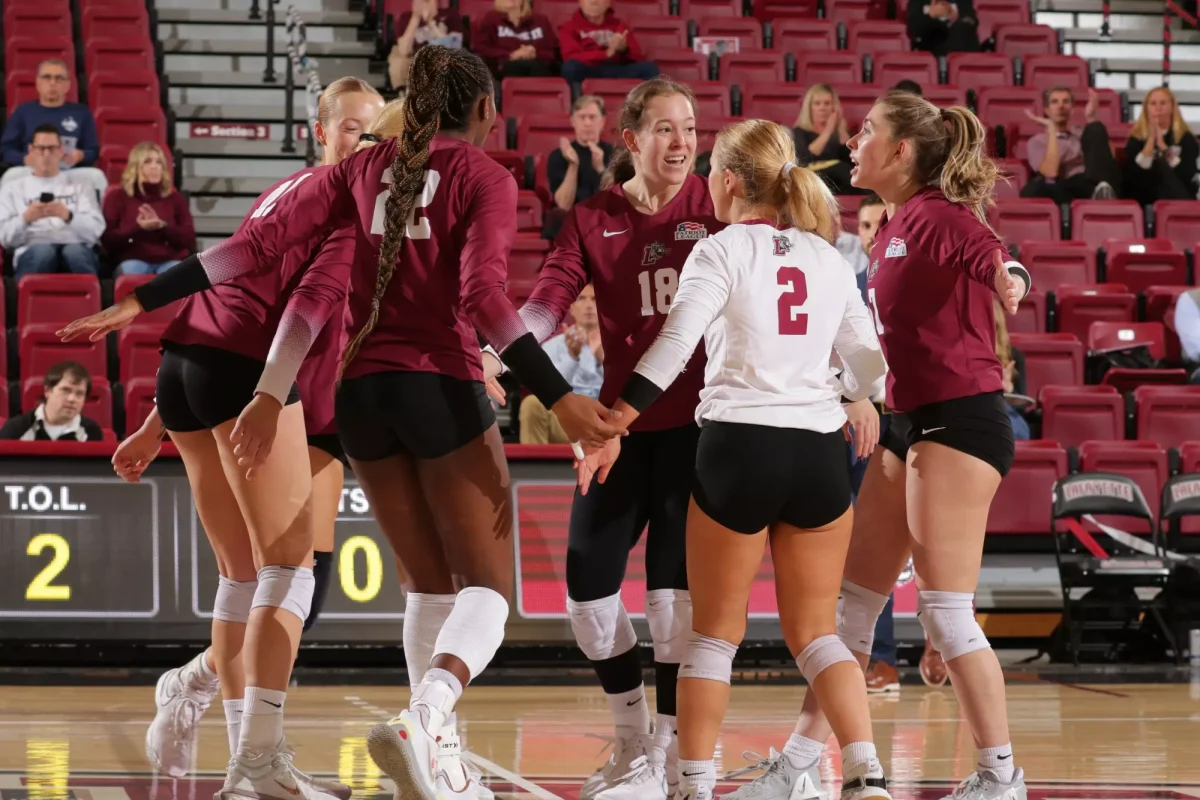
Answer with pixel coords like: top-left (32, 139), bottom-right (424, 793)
top-left (1054, 285), bottom-right (1137, 342)
top-left (986, 440), bottom-right (1069, 533)
top-left (994, 199), bottom-right (1060, 242)
top-left (516, 191), bottom-right (544, 232)
top-left (1152, 200), bottom-right (1200, 252)
top-left (1011, 289), bottom-right (1045, 333)
top-left (113, 273), bottom-right (182, 328)
top-left (698, 18), bottom-right (764, 49)
top-left (1144, 285), bottom-right (1191, 362)
top-left (1088, 321), bottom-right (1166, 362)
top-left (1010, 333), bottom-right (1083, 397)
top-left (516, 115), bottom-right (575, 156)
top-left (1103, 239), bottom-right (1187, 293)
top-left (124, 377), bottom-right (159, 434)
top-left (721, 52), bottom-right (789, 83)
top-left (679, 0), bottom-right (743, 16)
top-left (627, 15), bottom-right (689, 53)
top-left (847, 21), bottom-right (909, 54)
top-left (872, 52), bottom-right (938, 87)
top-left (1023, 54), bottom-right (1089, 92)
top-left (795, 52), bottom-right (862, 84)
top-left (501, 78), bottom-right (571, 117)
top-left (1078, 440), bottom-right (1168, 532)
top-left (1070, 200), bottom-right (1144, 249)
top-left (947, 53), bottom-right (1014, 88)
top-left (994, 24), bottom-right (1058, 57)
top-left (1134, 386), bottom-right (1200, 450)
top-left (1040, 385), bottom-right (1124, 447)
top-left (118, 327), bottom-right (164, 385)
top-left (17, 274), bottom-right (102, 329)
top-left (19, 324), bottom-right (107, 381)
top-left (650, 49), bottom-right (711, 82)
top-left (5, 36), bottom-right (76, 74)
top-left (743, 83), bottom-right (804, 125)
top-left (1020, 240), bottom-right (1096, 289)
top-left (771, 19), bottom-right (837, 51)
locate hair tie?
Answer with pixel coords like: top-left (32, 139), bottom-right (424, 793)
top-left (781, 160), bottom-right (797, 176)
top-left (359, 133), bottom-right (382, 143)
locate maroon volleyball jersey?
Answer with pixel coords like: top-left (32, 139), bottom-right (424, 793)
top-left (197, 137), bottom-right (526, 384)
top-left (295, 301), bottom-right (349, 437)
top-left (520, 174), bottom-right (722, 431)
top-left (865, 188), bottom-right (1005, 412)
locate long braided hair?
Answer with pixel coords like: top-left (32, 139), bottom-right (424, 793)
top-left (338, 45), bottom-right (494, 379)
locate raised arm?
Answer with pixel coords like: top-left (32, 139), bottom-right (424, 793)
top-left (912, 204), bottom-right (1029, 297)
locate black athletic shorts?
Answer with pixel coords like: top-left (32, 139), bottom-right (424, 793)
top-left (335, 371), bottom-right (495, 461)
top-left (157, 343), bottom-right (301, 432)
top-left (692, 420), bottom-right (852, 535)
top-left (307, 433), bottom-right (348, 466)
top-left (879, 391), bottom-right (1015, 477)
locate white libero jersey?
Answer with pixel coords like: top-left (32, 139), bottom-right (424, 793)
top-left (634, 221), bottom-right (887, 433)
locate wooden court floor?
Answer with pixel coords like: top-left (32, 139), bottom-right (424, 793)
top-left (1, 682), bottom-right (1198, 799)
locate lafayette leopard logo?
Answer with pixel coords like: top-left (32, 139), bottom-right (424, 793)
top-left (773, 234), bottom-right (793, 256)
top-left (884, 237), bottom-right (907, 258)
top-left (643, 242), bottom-right (668, 265)
top-left (675, 221), bottom-right (708, 241)
top-left (868, 259), bottom-right (880, 280)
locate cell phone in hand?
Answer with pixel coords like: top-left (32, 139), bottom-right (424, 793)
top-left (39, 192), bottom-right (55, 203)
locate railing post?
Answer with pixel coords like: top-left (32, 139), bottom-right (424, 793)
top-left (305, 124), bottom-right (317, 166)
top-left (1164, 0), bottom-right (1172, 86)
top-left (1099, 0), bottom-right (1111, 39)
top-left (264, 0), bottom-right (278, 83)
top-left (282, 52), bottom-right (296, 154)
top-left (249, 0), bottom-right (262, 21)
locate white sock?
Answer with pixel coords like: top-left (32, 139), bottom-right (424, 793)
top-left (607, 685), bottom-right (652, 736)
top-left (783, 732), bottom-right (824, 767)
top-left (841, 741), bottom-right (882, 776)
top-left (223, 699), bottom-right (243, 757)
top-left (184, 649), bottom-right (218, 688)
top-left (403, 593), bottom-right (456, 690)
top-left (978, 743), bottom-right (1015, 783)
top-left (652, 714), bottom-right (674, 762)
top-left (240, 687), bottom-right (285, 754)
top-left (677, 759), bottom-right (715, 795)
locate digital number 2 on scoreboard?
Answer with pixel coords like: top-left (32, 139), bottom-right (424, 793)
top-left (4, 486), bottom-right (84, 602)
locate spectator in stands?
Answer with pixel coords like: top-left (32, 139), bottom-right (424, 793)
top-left (519, 285), bottom-right (603, 444)
top-left (907, 0), bottom-right (979, 56)
top-left (1022, 87), bottom-right (1121, 203)
top-left (102, 142), bottom-right (195, 275)
top-left (473, 0), bottom-right (558, 78)
top-left (1173, 288), bottom-right (1200, 383)
top-left (0, 125), bottom-right (105, 278)
top-left (836, 194), bottom-right (884, 295)
top-left (892, 79), bottom-right (923, 96)
top-left (0, 361), bottom-right (104, 442)
top-left (0, 59), bottom-right (107, 194)
top-left (544, 95), bottom-right (614, 240)
top-left (995, 298), bottom-right (1031, 439)
top-left (558, 0), bottom-right (659, 85)
top-left (794, 84), bottom-right (856, 195)
top-left (1123, 87), bottom-right (1199, 206)
top-left (388, 0), bottom-right (465, 90)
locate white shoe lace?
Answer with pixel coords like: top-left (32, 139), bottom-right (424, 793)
top-left (616, 755), bottom-right (662, 786)
top-left (949, 773), bottom-right (987, 799)
top-left (723, 749), bottom-right (780, 780)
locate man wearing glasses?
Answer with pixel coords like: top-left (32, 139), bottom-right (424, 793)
top-left (0, 59), bottom-right (106, 193)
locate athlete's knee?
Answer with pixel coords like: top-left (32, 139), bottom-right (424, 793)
top-left (251, 565), bottom-right (316, 623)
top-left (302, 551), bottom-right (334, 632)
top-left (432, 586), bottom-right (509, 680)
top-left (838, 580), bottom-right (891, 657)
top-left (678, 632), bottom-right (738, 684)
top-left (796, 634), bottom-right (859, 685)
top-left (567, 592), bottom-right (638, 661)
top-left (213, 576), bottom-right (258, 623)
top-left (917, 590), bottom-right (989, 661)
top-left (645, 589), bottom-right (692, 664)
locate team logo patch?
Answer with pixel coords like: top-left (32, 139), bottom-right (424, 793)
top-left (868, 259), bottom-right (880, 280)
top-left (884, 237), bottom-right (907, 258)
top-left (675, 221), bottom-right (708, 241)
top-left (642, 242), bottom-right (668, 265)
top-left (773, 235), bottom-right (793, 255)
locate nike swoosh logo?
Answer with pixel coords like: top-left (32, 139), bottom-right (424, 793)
top-left (998, 754), bottom-right (1011, 760)
top-left (603, 229), bottom-right (627, 237)
top-left (275, 781), bottom-right (301, 796)
top-left (626, 698), bottom-right (642, 706)
top-left (263, 700), bottom-right (282, 708)
top-left (921, 427), bottom-right (946, 435)
top-left (682, 772), bottom-right (704, 777)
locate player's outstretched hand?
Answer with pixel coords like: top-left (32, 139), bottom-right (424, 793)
top-left (551, 393), bottom-right (625, 449)
top-left (230, 393), bottom-right (283, 479)
top-left (842, 398), bottom-right (880, 461)
top-left (993, 250), bottom-right (1024, 315)
top-left (57, 294), bottom-right (143, 341)
top-left (112, 427), bottom-right (161, 483)
top-left (576, 437), bottom-right (621, 495)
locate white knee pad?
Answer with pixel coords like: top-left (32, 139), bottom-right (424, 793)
top-left (837, 580), bottom-right (891, 657)
top-left (918, 590), bottom-right (989, 662)
top-left (678, 633), bottom-right (738, 684)
top-left (796, 634), bottom-right (859, 684)
top-left (213, 577), bottom-right (258, 623)
top-left (645, 589), bottom-right (693, 664)
top-left (251, 565), bottom-right (315, 623)
top-left (403, 593), bottom-right (456, 690)
top-left (432, 586), bottom-right (509, 681)
top-left (567, 593), bottom-right (638, 662)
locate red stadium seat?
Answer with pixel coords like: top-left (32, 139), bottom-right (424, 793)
top-left (771, 19), bottom-right (837, 51)
top-left (117, 327), bottom-right (164, 384)
top-left (6, 71), bottom-right (79, 115)
top-left (88, 70), bottom-right (160, 109)
top-left (1011, 289), bottom-right (1046, 333)
top-left (1019, 240), bottom-right (1096, 289)
top-left (456, 0), bottom-right (496, 18)
top-left (1134, 386), bottom-right (1200, 449)
top-left (487, 150), bottom-right (525, 187)
top-left (1153, 201), bottom-right (1200, 252)
top-left (483, 124), bottom-right (506, 151)
top-left (995, 158), bottom-right (1030, 199)
top-left (742, 83), bottom-right (803, 125)
top-left (4, 1), bottom-right (70, 28)
top-left (1102, 368), bottom-right (1189, 394)
top-left (501, 78), bottom-right (571, 116)
top-left (987, 440), bottom-right (1068, 533)
top-left (755, 0), bottom-right (820, 18)
top-left (1180, 441), bottom-right (1200, 536)
top-left (81, 5), bottom-right (151, 43)
top-left (95, 106), bottom-right (170, 154)
top-left (1040, 384), bottom-right (1124, 446)
top-left (509, 237), bottom-right (550, 284)
top-left (721, 52), bottom-right (789, 83)
top-left (1070, 88), bottom-right (1123, 129)
top-left (977, 87), bottom-right (1040, 130)
top-left (17, 274), bottom-right (102, 329)
top-left (626, 16), bottom-right (689, 54)
top-left (1144, 285), bottom-right (1190, 361)
top-left (679, 0), bottom-right (743, 17)
top-left (1088, 321), bottom-right (1167, 361)
top-left (688, 83), bottom-right (734, 117)
top-left (19, 324), bottom-right (107, 381)
top-left (974, 0), bottom-right (1031, 39)
top-left (516, 191), bottom-right (544, 232)
top-left (1055, 284), bottom-right (1137, 343)
top-left (994, 199), bottom-right (1060, 242)
top-left (1071, 201), bottom-right (1144, 249)
top-left (923, 85), bottom-right (968, 108)
top-left (1078, 440), bottom-right (1168, 532)
top-left (947, 53), bottom-right (1014, 89)
top-left (847, 21), bottom-right (909, 54)
top-left (620, 0), bottom-right (672, 13)
top-left (22, 376), bottom-right (113, 429)
top-left (871, 52), bottom-right (938, 88)
top-left (5, 37), bottom-right (75, 75)
top-left (824, 0), bottom-right (875, 22)
top-left (84, 38), bottom-right (155, 73)
top-left (1102, 239), bottom-right (1187, 293)
top-left (516, 115), bottom-right (574, 156)
top-left (650, 49), bottom-right (711, 82)
top-left (994, 24), bottom-right (1059, 57)
top-left (696, 116), bottom-right (741, 152)
top-left (113, 274), bottom-right (181, 329)
top-left (124, 377), bottom-right (159, 434)
top-left (796, 52), bottom-right (862, 85)
top-left (698, 18), bottom-right (765, 49)
top-left (1010, 333), bottom-right (1084, 396)
top-left (5, 18), bottom-right (68, 39)
top-left (1023, 54), bottom-right (1089, 92)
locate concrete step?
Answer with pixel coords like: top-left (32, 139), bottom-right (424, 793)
top-left (164, 53), bottom-right (379, 77)
top-left (182, 176), bottom-right (284, 196)
top-left (190, 194), bottom-right (259, 218)
top-left (157, 8), bottom-right (364, 26)
top-left (170, 87), bottom-right (312, 110)
top-left (163, 37), bottom-right (375, 58)
top-left (194, 215), bottom-right (252, 236)
top-left (158, 21), bottom-right (366, 45)
top-left (186, 157), bottom-right (307, 179)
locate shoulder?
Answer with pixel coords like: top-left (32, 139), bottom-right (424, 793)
top-left (476, 10), bottom-right (503, 25)
top-left (82, 417), bottom-right (104, 439)
top-left (66, 102), bottom-right (94, 117)
top-left (462, 145), bottom-right (517, 189)
top-left (0, 413), bottom-right (31, 438)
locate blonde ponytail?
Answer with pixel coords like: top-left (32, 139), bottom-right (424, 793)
top-left (782, 165), bottom-right (838, 243)
top-left (355, 98), bottom-right (406, 152)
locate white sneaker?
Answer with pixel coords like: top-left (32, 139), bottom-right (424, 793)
top-left (436, 720), bottom-right (494, 800)
top-left (839, 759), bottom-right (890, 800)
top-left (581, 734), bottom-right (640, 800)
top-left (281, 747), bottom-right (353, 800)
top-left (940, 769), bottom-right (1027, 800)
top-left (594, 735), bottom-right (668, 800)
top-left (146, 663), bottom-right (218, 777)
top-left (724, 749), bottom-right (826, 800)
top-left (368, 708), bottom-right (442, 800)
top-left (676, 785), bottom-right (714, 800)
top-left (215, 749), bottom-right (343, 800)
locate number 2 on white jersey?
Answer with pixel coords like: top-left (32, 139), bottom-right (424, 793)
top-left (638, 267), bottom-right (678, 316)
top-left (370, 169), bottom-right (441, 238)
top-left (249, 172), bottom-right (315, 219)
top-left (867, 287), bottom-right (884, 335)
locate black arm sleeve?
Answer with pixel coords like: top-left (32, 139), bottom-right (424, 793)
top-left (619, 372), bottom-right (664, 413)
top-left (499, 332), bottom-right (573, 409)
top-left (132, 254), bottom-right (211, 311)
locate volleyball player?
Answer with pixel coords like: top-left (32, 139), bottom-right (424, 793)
top-left (495, 77), bottom-right (721, 800)
top-left (730, 91), bottom-right (1031, 800)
